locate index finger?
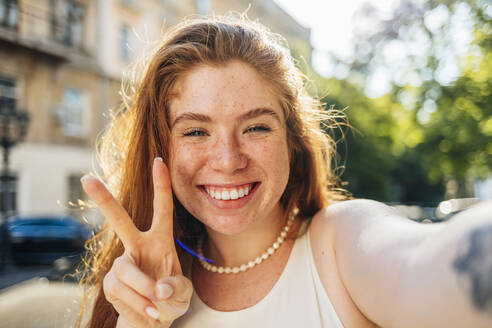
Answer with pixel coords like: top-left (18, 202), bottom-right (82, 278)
top-left (81, 175), bottom-right (140, 249)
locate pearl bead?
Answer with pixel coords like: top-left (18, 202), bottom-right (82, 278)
top-left (196, 213), bottom-right (296, 274)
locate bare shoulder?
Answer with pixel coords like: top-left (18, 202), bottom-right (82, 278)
top-left (309, 199), bottom-right (443, 327)
top-left (312, 198), bottom-right (403, 224)
top-left (310, 198), bottom-right (435, 249)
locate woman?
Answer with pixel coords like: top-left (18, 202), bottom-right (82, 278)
top-left (78, 15), bottom-right (492, 328)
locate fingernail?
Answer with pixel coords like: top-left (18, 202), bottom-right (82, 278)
top-left (80, 174), bottom-right (93, 183)
top-left (145, 306), bottom-right (159, 320)
top-left (157, 283), bottom-right (173, 299)
top-left (154, 157), bottom-right (163, 162)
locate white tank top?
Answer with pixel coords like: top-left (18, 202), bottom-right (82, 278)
top-left (172, 224), bottom-right (345, 327)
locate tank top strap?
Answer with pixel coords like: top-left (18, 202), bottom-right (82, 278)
top-left (303, 222), bottom-right (345, 327)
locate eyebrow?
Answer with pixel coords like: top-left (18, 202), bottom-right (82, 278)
top-left (171, 107), bottom-right (281, 128)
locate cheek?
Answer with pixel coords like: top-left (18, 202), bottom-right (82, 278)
top-left (250, 137), bottom-right (290, 183)
top-left (169, 143), bottom-right (203, 190)
top-left (275, 144), bottom-right (291, 186)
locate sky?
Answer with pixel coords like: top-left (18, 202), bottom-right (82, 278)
top-left (273, 0), bottom-right (476, 98)
top-left (273, 0), bottom-right (398, 75)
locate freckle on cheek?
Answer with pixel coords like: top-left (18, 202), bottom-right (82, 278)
top-left (177, 165), bottom-right (188, 177)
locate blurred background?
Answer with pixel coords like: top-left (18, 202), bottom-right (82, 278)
top-left (0, 0), bottom-right (490, 326)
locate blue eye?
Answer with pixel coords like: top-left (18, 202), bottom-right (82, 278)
top-left (246, 125), bottom-right (270, 133)
top-left (183, 129), bottom-right (207, 137)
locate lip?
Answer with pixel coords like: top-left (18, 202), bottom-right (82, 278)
top-left (199, 182), bottom-right (256, 188)
top-left (198, 182), bottom-right (261, 210)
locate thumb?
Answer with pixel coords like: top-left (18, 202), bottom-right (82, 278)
top-left (155, 275), bottom-right (193, 305)
top-left (152, 275), bottom-right (193, 324)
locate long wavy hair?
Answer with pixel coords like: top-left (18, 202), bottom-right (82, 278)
top-left (75, 14), bottom-right (349, 328)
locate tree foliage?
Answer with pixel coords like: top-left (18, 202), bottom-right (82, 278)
top-left (313, 0), bottom-right (491, 202)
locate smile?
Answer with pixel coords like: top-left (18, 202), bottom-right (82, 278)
top-left (201, 183), bottom-right (258, 201)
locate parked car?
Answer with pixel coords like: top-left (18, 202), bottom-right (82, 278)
top-left (6, 214), bottom-right (93, 265)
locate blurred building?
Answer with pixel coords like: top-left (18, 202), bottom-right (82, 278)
top-left (0, 0), bottom-right (310, 223)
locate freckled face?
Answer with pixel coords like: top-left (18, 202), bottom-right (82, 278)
top-left (168, 60), bottom-right (290, 235)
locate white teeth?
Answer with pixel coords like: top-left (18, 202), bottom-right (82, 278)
top-left (230, 189), bottom-right (239, 199)
top-left (205, 184), bottom-right (254, 201)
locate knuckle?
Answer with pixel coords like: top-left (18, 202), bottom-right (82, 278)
top-left (169, 276), bottom-right (193, 305)
top-left (103, 275), bottom-right (119, 301)
top-left (175, 275), bottom-right (192, 293)
top-left (112, 256), bottom-right (128, 277)
top-left (182, 278), bottom-right (193, 298)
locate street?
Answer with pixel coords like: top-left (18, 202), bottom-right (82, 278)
top-left (0, 254), bottom-right (87, 327)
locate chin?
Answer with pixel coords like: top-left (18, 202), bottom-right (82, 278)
top-left (201, 214), bottom-right (254, 236)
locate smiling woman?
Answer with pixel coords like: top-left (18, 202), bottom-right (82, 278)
top-left (75, 12), bottom-right (492, 328)
top-left (75, 14), bottom-right (348, 328)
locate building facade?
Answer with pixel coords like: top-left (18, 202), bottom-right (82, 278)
top-left (0, 0), bottom-right (311, 224)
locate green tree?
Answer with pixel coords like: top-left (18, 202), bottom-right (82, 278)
top-left (324, 0), bottom-right (492, 200)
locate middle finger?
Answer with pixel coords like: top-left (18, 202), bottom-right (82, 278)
top-left (150, 158), bottom-right (174, 237)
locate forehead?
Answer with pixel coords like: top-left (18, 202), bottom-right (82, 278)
top-left (169, 60), bottom-right (283, 121)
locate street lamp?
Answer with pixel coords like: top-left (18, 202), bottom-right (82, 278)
top-left (0, 96), bottom-right (29, 219)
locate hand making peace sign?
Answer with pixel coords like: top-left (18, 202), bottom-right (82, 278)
top-left (81, 157), bottom-right (193, 328)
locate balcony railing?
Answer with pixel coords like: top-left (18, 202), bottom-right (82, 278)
top-left (0, 0), bottom-right (85, 58)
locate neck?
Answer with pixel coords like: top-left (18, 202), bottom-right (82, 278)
top-left (203, 206), bottom-right (287, 267)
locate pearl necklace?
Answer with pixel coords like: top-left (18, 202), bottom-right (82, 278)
top-left (197, 215), bottom-right (295, 274)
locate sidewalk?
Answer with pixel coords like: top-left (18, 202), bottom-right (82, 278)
top-left (0, 279), bottom-right (90, 327)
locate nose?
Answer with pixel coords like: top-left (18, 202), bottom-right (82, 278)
top-left (209, 133), bottom-right (247, 174)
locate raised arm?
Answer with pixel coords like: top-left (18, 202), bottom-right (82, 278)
top-left (396, 200), bottom-right (492, 328)
top-left (322, 199), bottom-right (492, 328)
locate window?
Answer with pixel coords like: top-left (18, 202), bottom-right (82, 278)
top-left (120, 24), bottom-right (131, 61)
top-left (0, 77), bottom-right (16, 108)
top-left (55, 88), bottom-right (90, 138)
top-left (0, 0), bottom-right (18, 28)
top-left (51, 0), bottom-right (84, 47)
